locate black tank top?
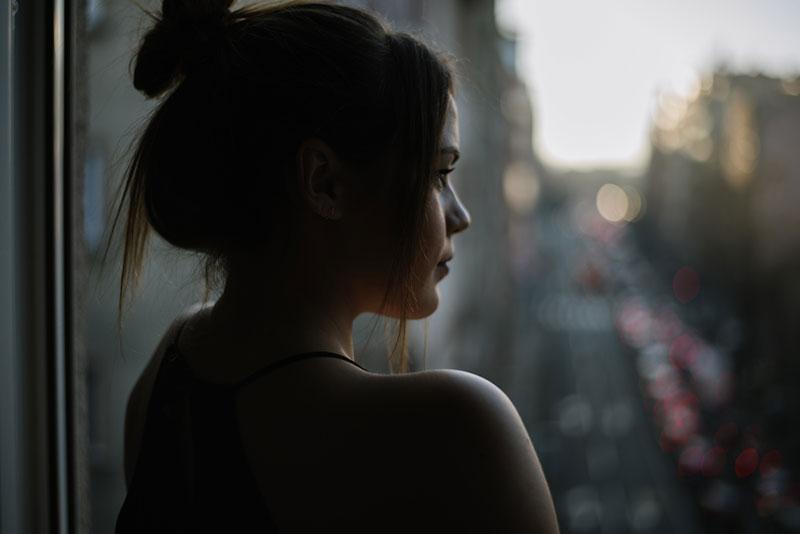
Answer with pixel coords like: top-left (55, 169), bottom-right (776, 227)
top-left (116, 319), bottom-right (367, 533)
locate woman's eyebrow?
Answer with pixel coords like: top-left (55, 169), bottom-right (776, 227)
top-left (441, 146), bottom-right (460, 164)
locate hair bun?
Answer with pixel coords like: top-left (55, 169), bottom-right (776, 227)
top-left (133, 0), bottom-right (234, 98)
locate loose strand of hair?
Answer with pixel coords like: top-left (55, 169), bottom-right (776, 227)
top-left (102, 108), bottom-right (159, 359)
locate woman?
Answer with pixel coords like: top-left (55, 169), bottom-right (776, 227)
top-left (114, 1), bottom-right (559, 532)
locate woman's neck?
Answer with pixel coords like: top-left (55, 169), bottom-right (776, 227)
top-left (204, 264), bottom-right (358, 364)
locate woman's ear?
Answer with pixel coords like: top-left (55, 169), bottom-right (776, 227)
top-left (296, 138), bottom-right (345, 220)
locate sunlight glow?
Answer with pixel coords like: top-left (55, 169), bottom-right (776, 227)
top-left (496, 0), bottom-right (800, 171)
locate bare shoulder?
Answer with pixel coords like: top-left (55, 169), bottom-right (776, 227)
top-left (243, 366), bottom-right (560, 533)
top-left (399, 367), bottom-right (520, 416)
top-left (395, 368), bottom-right (561, 533)
top-left (364, 367), bottom-right (529, 441)
top-left (373, 368), bottom-right (537, 444)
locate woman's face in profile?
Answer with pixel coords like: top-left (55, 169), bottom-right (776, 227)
top-left (344, 96), bottom-right (470, 320)
top-left (407, 96), bottom-right (471, 318)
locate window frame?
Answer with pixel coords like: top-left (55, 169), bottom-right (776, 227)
top-left (1, 1), bottom-right (86, 532)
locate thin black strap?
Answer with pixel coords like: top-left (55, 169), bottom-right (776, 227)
top-left (232, 352), bottom-right (368, 391)
top-left (164, 312), bottom-right (368, 389)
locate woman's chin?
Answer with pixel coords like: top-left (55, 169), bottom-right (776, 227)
top-left (372, 278), bottom-right (442, 320)
top-left (408, 285), bottom-right (440, 319)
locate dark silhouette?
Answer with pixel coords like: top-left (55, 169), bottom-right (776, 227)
top-left (110, 1), bottom-right (559, 532)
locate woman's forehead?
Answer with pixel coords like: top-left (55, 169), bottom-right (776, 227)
top-left (442, 97), bottom-right (460, 154)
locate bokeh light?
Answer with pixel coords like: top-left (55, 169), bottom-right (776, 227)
top-left (760, 450), bottom-right (783, 476)
top-left (669, 333), bottom-right (699, 369)
top-left (735, 448), bottom-right (760, 478)
top-left (679, 443), bottom-right (707, 477)
top-left (596, 183), bottom-right (629, 223)
top-left (673, 267), bottom-right (700, 303)
top-left (503, 161), bottom-right (540, 216)
top-left (702, 446), bottom-right (727, 478)
top-left (622, 185), bottom-right (645, 222)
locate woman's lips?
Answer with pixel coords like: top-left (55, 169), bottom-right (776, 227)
top-left (436, 253), bottom-right (453, 276)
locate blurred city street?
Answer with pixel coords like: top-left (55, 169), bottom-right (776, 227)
top-left (505, 184), bottom-right (800, 533)
top-left (507, 203), bottom-right (700, 533)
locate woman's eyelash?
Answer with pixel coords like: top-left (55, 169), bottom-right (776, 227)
top-left (436, 168), bottom-right (455, 188)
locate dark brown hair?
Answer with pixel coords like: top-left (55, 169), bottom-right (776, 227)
top-left (105, 0), bottom-right (454, 372)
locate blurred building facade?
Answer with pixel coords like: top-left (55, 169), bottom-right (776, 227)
top-left (641, 71), bottom-right (800, 530)
top-left (645, 71), bottom-right (800, 404)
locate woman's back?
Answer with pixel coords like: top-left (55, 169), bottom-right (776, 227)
top-left (120, 309), bottom-right (351, 532)
top-left (122, 308), bottom-right (559, 533)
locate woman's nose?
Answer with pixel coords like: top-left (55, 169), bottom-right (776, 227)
top-left (446, 191), bottom-right (471, 235)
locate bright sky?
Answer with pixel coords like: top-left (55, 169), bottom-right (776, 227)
top-left (495, 0), bottom-right (800, 171)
